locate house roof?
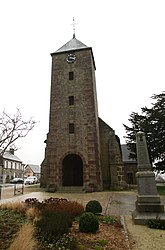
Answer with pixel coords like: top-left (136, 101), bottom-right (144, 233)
top-left (55, 37), bottom-right (88, 53)
top-left (3, 151), bottom-right (22, 163)
top-left (25, 164), bottom-right (41, 174)
top-left (121, 144), bottom-right (136, 163)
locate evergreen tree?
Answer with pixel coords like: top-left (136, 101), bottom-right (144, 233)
top-left (123, 92), bottom-right (165, 172)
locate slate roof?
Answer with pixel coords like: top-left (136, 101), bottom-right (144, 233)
top-left (121, 144), bottom-right (136, 163)
top-left (55, 37), bottom-right (88, 53)
top-left (99, 117), bottom-right (114, 131)
top-left (3, 151), bottom-right (22, 162)
top-left (25, 164), bottom-right (41, 174)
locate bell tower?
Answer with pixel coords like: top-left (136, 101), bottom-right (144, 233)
top-left (41, 35), bottom-right (103, 191)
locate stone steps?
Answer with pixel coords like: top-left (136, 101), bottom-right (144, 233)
top-left (58, 186), bottom-right (84, 193)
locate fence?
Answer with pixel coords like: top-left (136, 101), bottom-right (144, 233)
top-left (0, 184), bottom-right (24, 200)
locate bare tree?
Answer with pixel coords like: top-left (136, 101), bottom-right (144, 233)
top-left (0, 109), bottom-right (37, 156)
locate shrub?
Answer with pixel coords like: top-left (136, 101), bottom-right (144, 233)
top-left (0, 202), bottom-right (26, 214)
top-left (101, 215), bottom-right (119, 224)
top-left (54, 233), bottom-right (78, 250)
top-left (41, 198), bottom-right (84, 218)
top-left (24, 198), bottom-right (40, 206)
top-left (97, 239), bottom-right (108, 246)
top-left (35, 210), bottom-right (71, 243)
top-left (79, 212), bottom-right (99, 233)
top-left (24, 197), bottom-right (84, 218)
top-left (85, 200), bottom-right (102, 214)
top-left (148, 218), bottom-right (165, 230)
top-left (58, 200), bottom-right (84, 218)
top-left (78, 244), bottom-right (86, 250)
top-left (24, 198), bottom-right (43, 211)
top-left (26, 207), bottom-right (42, 222)
top-left (94, 246), bottom-right (102, 250)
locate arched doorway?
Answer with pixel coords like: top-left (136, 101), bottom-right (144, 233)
top-left (62, 154), bottom-right (83, 186)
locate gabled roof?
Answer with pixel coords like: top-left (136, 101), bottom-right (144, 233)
top-left (25, 164), bottom-right (41, 174)
top-left (3, 151), bottom-right (22, 163)
top-left (55, 37), bottom-right (88, 53)
top-left (99, 117), bottom-right (114, 131)
top-left (121, 144), bottom-right (136, 163)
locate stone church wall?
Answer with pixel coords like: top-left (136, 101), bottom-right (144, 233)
top-left (99, 118), bottom-right (112, 189)
top-left (41, 48), bottom-right (102, 190)
top-left (99, 118), bottom-right (126, 189)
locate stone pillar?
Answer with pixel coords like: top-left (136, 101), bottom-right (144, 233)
top-left (132, 131), bottom-right (165, 224)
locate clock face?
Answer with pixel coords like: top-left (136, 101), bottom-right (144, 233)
top-left (66, 54), bottom-right (76, 63)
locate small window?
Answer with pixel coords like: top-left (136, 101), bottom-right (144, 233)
top-left (127, 173), bottom-right (134, 184)
top-left (6, 161), bottom-right (8, 168)
top-left (69, 123), bottom-right (74, 134)
top-left (69, 96), bottom-right (74, 105)
top-left (69, 71), bottom-right (74, 80)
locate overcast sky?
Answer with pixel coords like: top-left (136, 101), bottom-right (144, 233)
top-left (0, 1), bottom-right (164, 165)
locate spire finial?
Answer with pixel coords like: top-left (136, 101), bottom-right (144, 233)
top-left (71, 17), bottom-right (77, 38)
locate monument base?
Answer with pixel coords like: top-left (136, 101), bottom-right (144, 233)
top-left (132, 210), bottom-right (165, 225)
top-left (135, 195), bottom-right (164, 213)
top-left (132, 132), bottom-right (165, 225)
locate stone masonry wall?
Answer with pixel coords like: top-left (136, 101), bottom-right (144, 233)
top-left (109, 131), bottom-right (126, 189)
top-left (99, 118), bottom-right (113, 189)
top-left (41, 48), bottom-right (102, 190)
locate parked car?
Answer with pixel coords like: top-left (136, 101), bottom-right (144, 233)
top-left (24, 176), bottom-right (38, 185)
top-left (10, 178), bottom-right (24, 184)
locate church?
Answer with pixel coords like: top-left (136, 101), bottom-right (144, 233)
top-left (41, 32), bottom-right (127, 192)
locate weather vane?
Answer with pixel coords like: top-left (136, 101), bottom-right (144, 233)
top-left (71, 17), bottom-right (77, 38)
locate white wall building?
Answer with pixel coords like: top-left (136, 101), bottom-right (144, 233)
top-left (0, 149), bottom-right (24, 183)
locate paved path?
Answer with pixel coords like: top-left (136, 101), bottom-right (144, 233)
top-left (1, 186), bottom-right (165, 250)
top-left (106, 191), bottom-right (137, 215)
top-left (107, 190), bottom-right (165, 215)
top-left (1, 186), bottom-right (165, 216)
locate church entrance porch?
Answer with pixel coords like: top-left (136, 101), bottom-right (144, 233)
top-left (62, 154), bottom-right (83, 186)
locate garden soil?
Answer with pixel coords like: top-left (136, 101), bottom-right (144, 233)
top-left (1, 185), bottom-right (165, 249)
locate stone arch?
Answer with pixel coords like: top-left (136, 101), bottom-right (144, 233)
top-left (62, 154), bottom-right (83, 186)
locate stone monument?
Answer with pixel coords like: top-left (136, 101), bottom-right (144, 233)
top-left (132, 131), bottom-right (165, 225)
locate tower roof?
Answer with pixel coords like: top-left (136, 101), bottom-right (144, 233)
top-left (51, 36), bottom-right (96, 69)
top-left (55, 37), bottom-right (88, 53)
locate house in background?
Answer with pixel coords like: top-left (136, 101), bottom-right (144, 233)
top-left (24, 164), bottom-right (41, 180)
top-left (121, 144), bottom-right (137, 185)
top-left (0, 148), bottom-right (24, 183)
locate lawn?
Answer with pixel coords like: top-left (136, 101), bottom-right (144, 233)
top-left (157, 185), bottom-right (165, 195)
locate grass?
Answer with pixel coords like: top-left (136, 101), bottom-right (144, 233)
top-left (97, 239), bottom-right (108, 246)
top-left (8, 224), bottom-right (36, 250)
top-left (157, 185), bottom-right (165, 195)
top-left (0, 201), bottom-right (27, 213)
top-left (0, 208), bottom-right (28, 249)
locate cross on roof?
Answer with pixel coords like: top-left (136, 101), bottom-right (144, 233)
top-left (71, 17), bottom-right (77, 38)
